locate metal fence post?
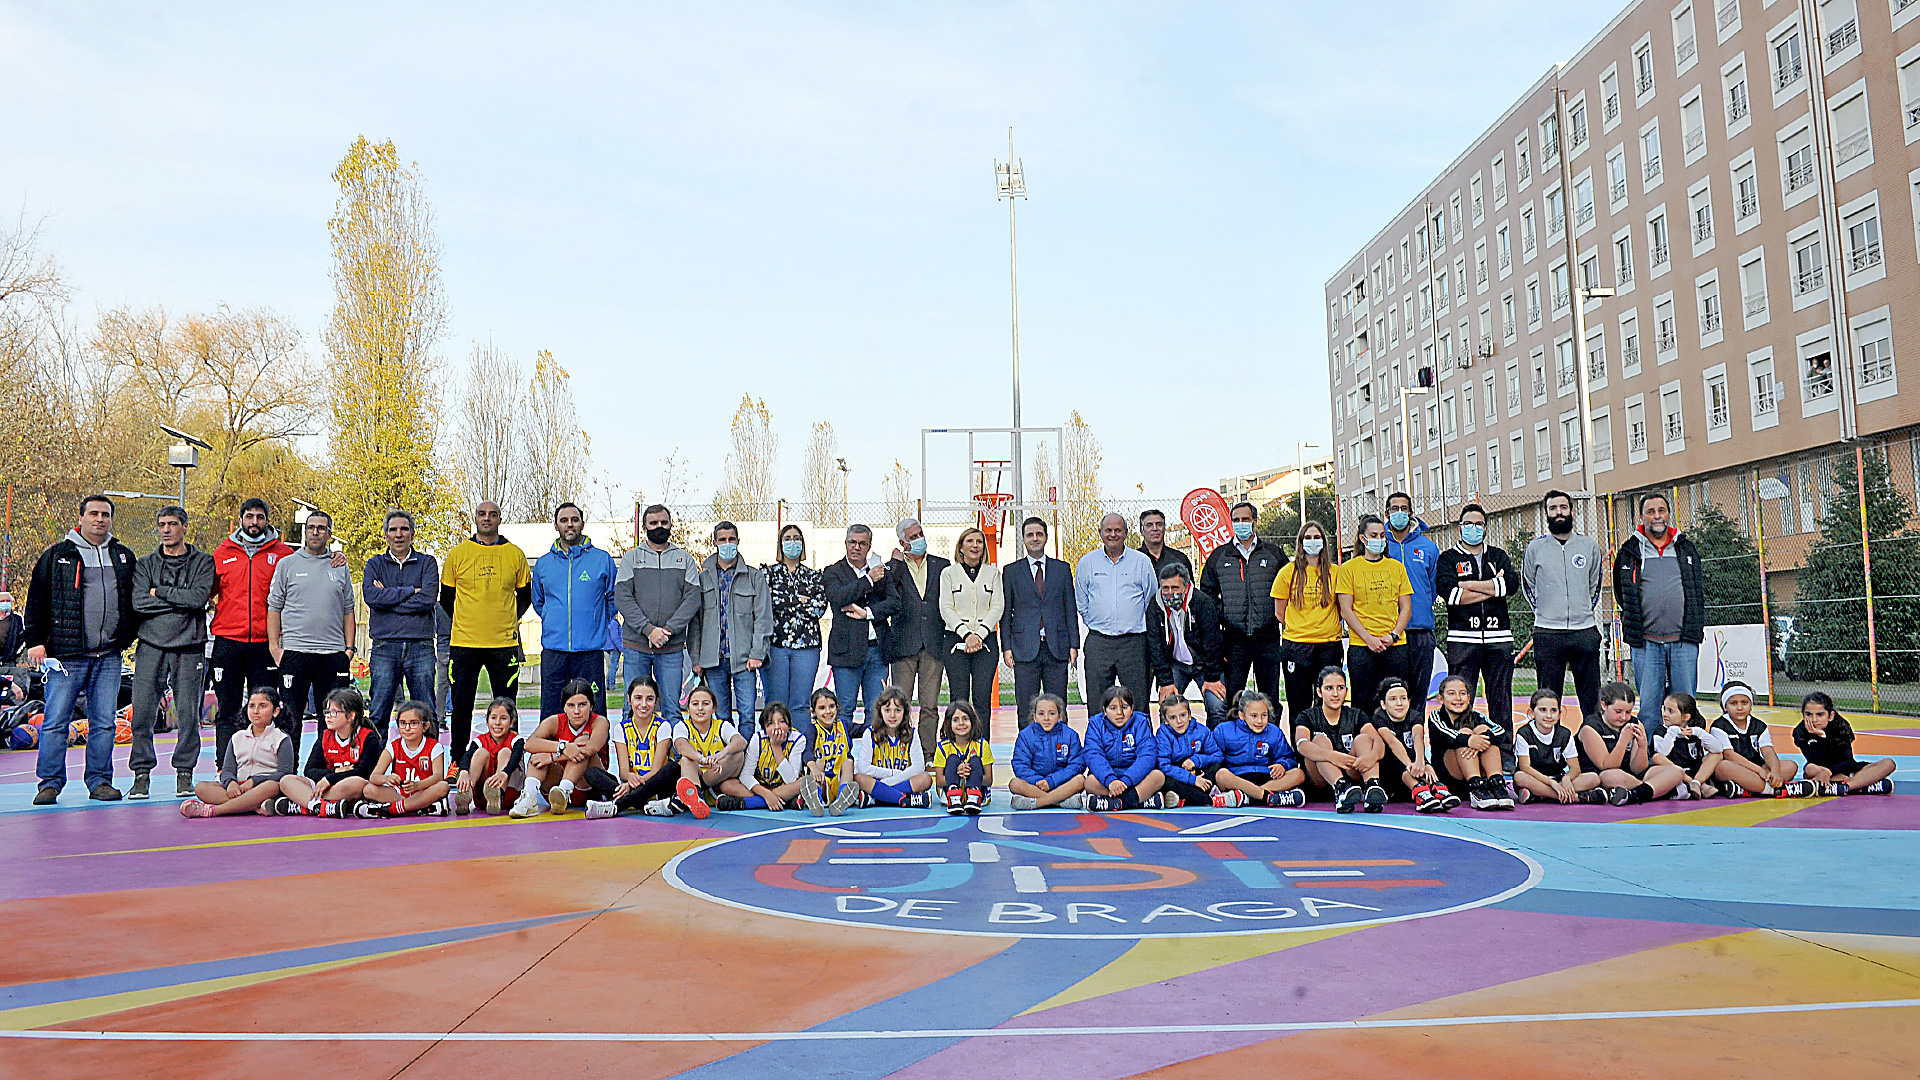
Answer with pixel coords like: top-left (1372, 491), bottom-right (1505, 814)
top-left (1752, 468), bottom-right (1774, 708)
top-left (1855, 445), bottom-right (1881, 712)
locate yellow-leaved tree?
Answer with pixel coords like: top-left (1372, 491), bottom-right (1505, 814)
top-left (319, 137), bottom-right (459, 565)
top-left (713, 394), bottom-right (776, 522)
top-left (1060, 410), bottom-right (1104, 564)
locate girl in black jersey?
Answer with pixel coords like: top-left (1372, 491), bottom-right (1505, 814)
top-left (1794, 691), bottom-right (1896, 796)
top-left (1295, 666), bottom-right (1386, 813)
top-left (1428, 675), bottom-right (1513, 810)
top-left (1578, 682), bottom-right (1686, 805)
top-left (275, 687), bottom-right (382, 817)
top-left (1651, 692), bottom-right (1726, 800)
top-left (1711, 682), bottom-right (1798, 797)
top-left (1512, 689), bottom-right (1600, 804)
top-left (1368, 677), bottom-right (1456, 812)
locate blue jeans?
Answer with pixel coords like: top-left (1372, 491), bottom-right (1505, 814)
top-left (1631, 640), bottom-right (1700, 734)
top-left (762, 645), bottom-right (821, 714)
top-left (832, 643), bottom-right (889, 732)
top-left (623, 647), bottom-right (687, 724)
top-left (368, 639), bottom-right (437, 729)
top-left (38, 653), bottom-right (123, 793)
top-left (1166, 660), bottom-right (1229, 727)
top-left (704, 659), bottom-right (761, 732)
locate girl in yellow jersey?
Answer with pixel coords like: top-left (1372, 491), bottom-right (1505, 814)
top-left (672, 683), bottom-right (746, 819)
top-left (724, 702), bottom-right (809, 811)
top-left (932, 701), bottom-right (994, 814)
top-left (584, 678), bottom-right (680, 818)
top-left (854, 687), bottom-right (934, 808)
top-left (798, 687), bottom-right (860, 817)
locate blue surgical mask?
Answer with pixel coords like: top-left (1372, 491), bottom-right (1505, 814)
top-left (1365, 536), bottom-right (1388, 556)
top-left (908, 537), bottom-right (928, 556)
top-left (1301, 538), bottom-right (1324, 557)
top-left (1461, 523), bottom-right (1486, 546)
top-left (1388, 510), bottom-right (1410, 531)
top-left (782, 540), bottom-right (803, 560)
top-left (716, 542), bottom-right (739, 562)
top-left (1232, 521), bottom-right (1254, 541)
top-left (0, 602), bottom-right (11, 614)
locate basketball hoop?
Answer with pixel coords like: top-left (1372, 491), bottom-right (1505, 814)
top-left (971, 460), bottom-right (1013, 558)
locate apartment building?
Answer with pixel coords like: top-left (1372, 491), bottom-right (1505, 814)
top-left (1325, 0), bottom-right (1920, 562)
top-left (1219, 458), bottom-right (1335, 508)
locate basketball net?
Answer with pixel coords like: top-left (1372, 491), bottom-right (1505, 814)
top-left (971, 460), bottom-right (1012, 560)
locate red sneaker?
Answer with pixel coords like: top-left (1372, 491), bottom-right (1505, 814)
top-left (676, 778), bottom-right (711, 820)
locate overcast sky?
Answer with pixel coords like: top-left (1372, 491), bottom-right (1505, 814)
top-left (1, 1), bottom-right (1610, 510)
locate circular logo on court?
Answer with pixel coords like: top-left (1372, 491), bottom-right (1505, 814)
top-left (663, 811), bottom-right (1539, 939)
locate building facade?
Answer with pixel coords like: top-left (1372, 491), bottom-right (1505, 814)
top-left (1219, 458), bottom-right (1334, 508)
top-left (1325, 0), bottom-right (1920, 567)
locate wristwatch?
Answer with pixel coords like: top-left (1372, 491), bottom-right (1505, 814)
top-left (558, 740), bottom-right (570, 756)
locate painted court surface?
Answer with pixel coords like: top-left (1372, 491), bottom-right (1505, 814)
top-left (3, 704), bottom-right (1919, 1079)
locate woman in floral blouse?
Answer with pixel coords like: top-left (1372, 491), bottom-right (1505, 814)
top-left (763, 524), bottom-right (829, 713)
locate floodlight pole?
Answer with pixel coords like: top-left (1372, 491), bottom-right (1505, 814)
top-left (997, 129), bottom-right (1028, 511)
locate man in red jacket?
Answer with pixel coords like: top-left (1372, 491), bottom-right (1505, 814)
top-left (208, 499), bottom-right (343, 765)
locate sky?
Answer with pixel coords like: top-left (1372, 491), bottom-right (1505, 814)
top-left (0, 1), bottom-right (1612, 511)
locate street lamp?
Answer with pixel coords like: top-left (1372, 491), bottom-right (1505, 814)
top-left (1295, 441), bottom-right (1321, 528)
top-left (291, 496), bottom-right (320, 528)
top-left (995, 129), bottom-right (1028, 511)
top-left (834, 458), bottom-right (849, 528)
top-left (158, 424), bottom-right (210, 509)
top-left (104, 490), bottom-right (174, 503)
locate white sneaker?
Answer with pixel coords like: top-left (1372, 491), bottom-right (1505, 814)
top-left (1063, 793), bottom-right (1086, 809)
top-left (508, 789), bottom-right (545, 818)
top-left (828, 780), bottom-right (859, 816)
top-left (1010, 794), bottom-right (1038, 811)
top-left (585, 800), bottom-right (617, 819)
top-left (642, 797), bottom-right (677, 817)
top-left (799, 780), bottom-right (826, 817)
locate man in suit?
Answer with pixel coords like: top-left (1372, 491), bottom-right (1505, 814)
top-left (885, 518), bottom-right (949, 754)
top-left (823, 524), bottom-right (894, 732)
top-left (1000, 516), bottom-right (1077, 730)
top-left (1147, 562), bottom-right (1228, 727)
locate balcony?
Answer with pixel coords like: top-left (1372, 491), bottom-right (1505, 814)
top-left (1528, 302), bottom-right (1542, 324)
top-left (1629, 424), bottom-right (1648, 453)
top-left (1684, 127), bottom-right (1705, 153)
top-left (1605, 95), bottom-right (1619, 122)
top-left (1863, 351), bottom-right (1895, 386)
top-left (1907, 102), bottom-right (1920, 130)
top-left (1827, 20), bottom-right (1857, 55)
top-left (1651, 240), bottom-right (1669, 266)
top-left (1836, 129), bottom-right (1871, 163)
top-left (1618, 263), bottom-right (1634, 285)
top-left (1472, 196), bottom-right (1483, 218)
top-left (1611, 177), bottom-right (1627, 202)
top-left (1754, 386), bottom-right (1777, 414)
top-left (1665, 416), bottom-right (1685, 442)
top-left (1702, 309), bottom-right (1721, 333)
top-left (1795, 265), bottom-right (1825, 294)
top-left (1851, 240), bottom-right (1882, 271)
top-left (1677, 37), bottom-right (1696, 63)
top-left (1694, 218), bottom-right (1712, 241)
top-left (1776, 56), bottom-right (1802, 90)
top-left (1717, 1), bottom-right (1738, 30)
top-left (1577, 203), bottom-right (1594, 225)
top-left (1744, 292), bottom-right (1768, 318)
top-left (1710, 403), bottom-right (1730, 429)
top-left (1785, 160), bottom-right (1816, 192)
top-left (1638, 70), bottom-right (1655, 94)
top-left (1805, 371), bottom-right (1835, 399)
top-left (1494, 181), bottom-right (1507, 203)
top-left (1658, 326), bottom-right (1678, 352)
top-left (1558, 364), bottom-right (1576, 388)
top-left (1728, 91), bottom-right (1749, 123)
top-left (1623, 341), bottom-right (1640, 368)
top-left (1564, 443), bottom-right (1583, 465)
top-left (1508, 389), bottom-right (1521, 411)
top-left (1644, 155), bottom-right (1662, 181)
top-left (1737, 191), bottom-right (1758, 218)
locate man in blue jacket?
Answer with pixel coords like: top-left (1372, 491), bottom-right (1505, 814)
top-left (1083, 695), bottom-right (1164, 810)
top-left (1385, 492), bottom-right (1441, 705)
top-left (363, 510), bottom-right (441, 733)
top-left (531, 503), bottom-right (616, 718)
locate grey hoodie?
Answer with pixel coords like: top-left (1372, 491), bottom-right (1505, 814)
top-left (67, 529), bottom-right (121, 653)
top-left (132, 544), bottom-right (216, 649)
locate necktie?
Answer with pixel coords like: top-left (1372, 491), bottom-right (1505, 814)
top-left (1033, 559), bottom-right (1045, 596)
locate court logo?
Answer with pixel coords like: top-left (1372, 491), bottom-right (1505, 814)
top-left (664, 811), bottom-right (1540, 939)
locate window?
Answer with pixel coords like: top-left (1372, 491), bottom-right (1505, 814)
top-left (1803, 346), bottom-right (1835, 400)
top-left (1581, 251), bottom-right (1601, 292)
top-left (1463, 385), bottom-right (1476, 433)
top-left (1436, 269), bottom-right (1451, 311)
top-left (1502, 293), bottom-right (1517, 341)
top-left (1726, 59), bottom-right (1750, 128)
top-left (1483, 372), bottom-right (1498, 422)
top-left (1627, 398), bottom-right (1649, 461)
top-left (1471, 175), bottom-right (1485, 221)
top-left (1717, 0), bottom-right (1741, 39)
top-left (1561, 414), bottom-right (1583, 469)
top-left (1900, 53), bottom-right (1920, 137)
top-left (1575, 174), bottom-right (1594, 226)
top-left (1588, 327), bottom-right (1608, 385)
top-left (1466, 449), bottom-right (1479, 494)
top-left (1476, 239), bottom-right (1489, 287)
top-left (1535, 424), bottom-right (1553, 480)
top-left (1498, 224), bottom-right (1512, 270)
top-left (1420, 283), bottom-right (1433, 323)
top-left (1690, 183), bottom-right (1714, 247)
top-left (1615, 233), bottom-right (1635, 285)
top-left (1570, 98), bottom-right (1588, 151)
top-left (1433, 209), bottom-right (1447, 251)
top-left (1822, 0), bottom-right (1858, 58)
top-left (1741, 252), bottom-right (1769, 325)
top-left (1682, 92), bottom-right (1707, 159)
top-left (1419, 225), bottom-right (1431, 264)
top-left (1773, 27), bottom-right (1804, 92)
top-left (1733, 158), bottom-right (1759, 222)
top-left (1526, 279), bottom-right (1542, 326)
top-left (1832, 88), bottom-right (1872, 168)
top-left (1783, 135), bottom-right (1816, 197)
top-left (1541, 112), bottom-right (1561, 161)
top-left (1856, 311), bottom-right (1895, 396)
top-left (1521, 208), bottom-right (1537, 257)
top-left (1506, 360), bottom-right (1522, 415)
top-left (1518, 144), bottom-right (1532, 188)
top-left (1700, 277), bottom-right (1722, 338)
top-left (1661, 384), bottom-right (1686, 451)
top-left (1845, 202), bottom-right (1882, 274)
top-left (1592, 407), bottom-right (1613, 467)
top-left (1552, 262), bottom-right (1571, 311)
top-left (1442, 394), bottom-right (1457, 439)
top-left (1623, 312), bottom-right (1643, 375)
top-left (1675, 3), bottom-right (1698, 69)
top-left (1603, 69), bottom-right (1622, 126)
top-left (1608, 150), bottom-right (1628, 205)
top-left (1492, 155), bottom-right (1508, 206)
top-left (1749, 351), bottom-right (1778, 427)
top-left (1489, 441), bottom-right (1503, 492)
top-left (1706, 369), bottom-right (1732, 437)
top-left (1637, 42), bottom-right (1657, 97)
top-left (1556, 336), bottom-right (1577, 391)
top-left (1511, 432), bottom-right (1527, 485)
top-left (1532, 347), bottom-right (1549, 404)
top-left (1642, 123), bottom-right (1663, 184)
top-left (1656, 296), bottom-right (1678, 356)
top-left (1451, 193), bottom-right (1463, 240)
top-left (1650, 213), bottom-right (1670, 267)
top-left (1792, 232), bottom-right (1826, 297)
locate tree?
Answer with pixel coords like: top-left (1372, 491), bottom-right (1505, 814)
top-left (513, 350), bottom-right (588, 523)
top-left (318, 136), bottom-right (459, 564)
top-left (1059, 411), bottom-right (1103, 563)
top-left (1792, 449), bottom-right (1920, 682)
top-left (451, 339), bottom-right (521, 514)
top-left (1688, 501), bottom-right (1764, 625)
top-left (714, 394), bottom-right (776, 522)
top-left (1506, 527), bottom-right (1536, 671)
top-left (1031, 440), bottom-right (1059, 509)
top-left (1257, 480), bottom-right (1339, 552)
top-left (803, 421), bottom-right (843, 528)
top-left (882, 461), bottom-right (914, 529)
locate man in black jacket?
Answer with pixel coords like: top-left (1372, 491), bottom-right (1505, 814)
top-left (28, 495), bottom-right (139, 804)
top-left (1613, 492), bottom-right (1705, 735)
top-left (129, 505), bottom-right (215, 799)
top-left (1199, 501), bottom-right (1286, 702)
top-left (1435, 504), bottom-right (1520, 727)
top-left (1148, 563), bottom-right (1227, 726)
top-left (1000, 516), bottom-right (1077, 730)
top-left (823, 524), bottom-right (894, 732)
top-left (885, 518), bottom-right (949, 748)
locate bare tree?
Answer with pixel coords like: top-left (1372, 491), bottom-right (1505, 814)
top-left (514, 349), bottom-right (589, 523)
top-left (452, 339), bottom-right (521, 512)
top-left (1060, 411), bottom-right (1105, 563)
top-left (882, 460), bottom-right (913, 527)
top-left (802, 421), bottom-right (842, 527)
top-left (713, 394), bottom-right (777, 522)
top-left (1031, 440), bottom-right (1059, 508)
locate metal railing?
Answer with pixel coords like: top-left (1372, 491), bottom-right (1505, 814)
top-left (1862, 350), bottom-right (1895, 386)
top-left (1622, 341), bottom-right (1640, 368)
top-left (1499, 251), bottom-right (1511, 270)
top-left (1850, 240), bottom-right (1882, 271)
top-left (1805, 370), bottom-right (1835, 398)
top-left (1638, 69), bottom-right (1655, 94)
top-left (1472, 195), bottom-right (1482, 218)
top-left (1577, 202), bottom-right (1594, 225)
top-left (1605, 95), bottom-right (1619, 121)
top-left (1618, 262), bottom-right (1633, 284)
top-left (1907, 102), bottom-right (1920, 129)
top-left (1494, 181), bottom-right (1506, 203)
top-left (1710, 402), bottom-right (1730, 429)
top-left (1786, 159), bottom-right (1816, 192)
top-left (1753, 385), bottom-right (1776, 414)
top-left (1611, 177), bottom-right (1627, 202)
top-left (1677, 37), bottom-right (1696, 63)
top-left (1665, 415), bottom-right (1685, 442)
top-left (1558, 363), bottom-right (1576, 388)
top-left (1728, 89), bottom-right (1749, 123)
top-left (1658, 325), bottom-right (1677, 351)
top-left (1702, 309), bottom-right (1722, 333)
top-left (1589, 352), bottom-right (1607, 379)
top-left (1836, 129), bottom-right (1871, 163)
top-left (1776, 55), bottom-right (1802, 90)
top-left (1651, 240), bottom-right (1669, 265)
top-left (1827, 19), bottom-right (1857, 55)
top-left (1628, 423), bottom-right (1648, 453)
top-left (1508, 389), bottom-right (1521, 411)
top-left (1563, 443), bottom-right (1582, 465)
top-left (1694, 217), bottom-right (1712, 241)
top-left (1717, 1), bottom-right (1738, 30)
top-left (1528, 301), bottom-right (1541, 323)
top-left (1745, 292), bottom-right (1768, 318)
top-left (1549, 210), bottom-right (1565, 235)
top-left (1685, 127), bottom-right (1705, 153)
top-left (1519, 158), bottom-right (1531, 183)
top-left (1795, 265), bottom-right (1825, 294)
top-left (1737, 191), bottom-right (1758, 218)
top-left (1644, 155), bottom-right (1662, 181)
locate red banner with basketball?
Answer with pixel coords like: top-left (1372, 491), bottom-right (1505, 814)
top-left (1179, 487), bottom-right (1234, 562)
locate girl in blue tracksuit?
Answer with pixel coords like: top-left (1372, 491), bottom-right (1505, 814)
top-left (1009, 693), bottom-right (1087, 809)
top-left (1083, 685), bottom-right (1164, 811)
top-left (1156, 696), bottom-right (1223, 806)
top-left (1212, 690), bottom-right (1307, 808)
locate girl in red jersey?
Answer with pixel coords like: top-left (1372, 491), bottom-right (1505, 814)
top-left (457, 698), bottom-right (524, 816)
top-left (356, 700), bottom-right (451, 817)
top-left (514, 679), bottom-right (610, 817)
top-left (274, 687), bottom-right (383, 817)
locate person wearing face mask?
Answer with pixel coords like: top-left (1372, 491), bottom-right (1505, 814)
top-left (1382, 492), bottom-right (1441, 710)
top-left (1612, 492), bottom-right (1704, 735)
top-left (614, 504), bottom-right (702, 729)
top-left (885, 517), bottom-right (951, 749)
top-left (531, 502), bottom-right (616, 720)
top-left (1435, 503), bottom-right (1520, 731)
top-left (1198, 501), bottom-right (1287, 705)
top-left (1271, 520), bottom-right (1345, 724)
top-left (1521, 489), bottom-right (1607, 719)
top-left (1335, 515), bottom-right (1413, 714)
top-left (763, 525), bottom-right (827, 714)
top-left (442, 500), bottom-right (534, 757)
top-left (691, 520), bottom-right (772, 731)
top-left (0, 590), bottom-right (28, 682)
top-left (1147, 563), bottom-right (1226, 726)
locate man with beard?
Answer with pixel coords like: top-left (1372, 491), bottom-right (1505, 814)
top-left (1520, 490), bottom-right (1606, 718)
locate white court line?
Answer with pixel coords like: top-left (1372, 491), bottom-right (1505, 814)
top-left (1282, 870), bottom-right (1365, 878)
top-left (1137, 836), bottom-right (1280, 843)
top-left (7, 998), bottom-right (1918, 1042)
top-left (1177, 815), bottom-right (1260, 835)
top-left (826, 857), bottom-right (946, 865)
top-left (835, 838), bottom-right (950, 844)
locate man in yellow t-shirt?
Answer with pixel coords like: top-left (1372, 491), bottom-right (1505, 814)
top-left (1271, 521), bottom-right (1345, 723)
top-left (1335, 514), bottom-right (1413, 713)
top-left (439, 501), bottom-right (532, 757)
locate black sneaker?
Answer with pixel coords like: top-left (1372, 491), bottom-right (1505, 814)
top-left (1334, 781), bottom-right (1362, 814)
top-left (1486, 775), bottom-right (1515, 810)
top-left (1578, 788), bottom-right (1609, 804)
top-left (1467, 778), bottom-right (1493, 811)
top-left (1362, 782), bottom-right (1387, 813)
top-left (1605, 786), bottom-right (1633, 807)
top-left (1717, 780), bottom-right (1747, 799)
top-left (33, 786), bottom-right (57, 806)
top-left (176, 771), bottom-right (196, 798)
top-left (714, 795), bottom-right (746, 811)
top-left (1434, 784), bottom-right (1461, 810)
top-left (89, 784), bottom-right (122, 802)
top-left (1862, 778), bottom-right (1895, 795)
top-left (269, 796), bottom-right (295, 816)
top-left (128, 772), bottom-right (150, 800)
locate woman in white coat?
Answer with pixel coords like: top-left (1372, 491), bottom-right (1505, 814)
top-left (938, 527), bottom-right (1005, 723)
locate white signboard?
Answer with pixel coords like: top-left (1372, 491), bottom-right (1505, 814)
top-left (1698, 624), bottom-right (1770, 696)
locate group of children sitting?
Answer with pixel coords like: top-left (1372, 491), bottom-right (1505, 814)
top-left (176, 668), bottom-right (1899, 822)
